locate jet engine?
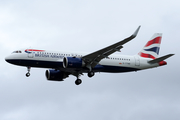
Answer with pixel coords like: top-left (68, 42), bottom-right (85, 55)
top-left (45, 69), bottom-right (66, 81)
top-left (63, 57), bottom-right (85, 68)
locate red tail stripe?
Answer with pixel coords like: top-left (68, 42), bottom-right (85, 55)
top-left (145, 37), bottom-right (162, 47)
top-left (139, 52), bottom-right (156, 59)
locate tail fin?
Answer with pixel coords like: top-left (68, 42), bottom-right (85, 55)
top-left (138, 33), bottom-right (162, 59)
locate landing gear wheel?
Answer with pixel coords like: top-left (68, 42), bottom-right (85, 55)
top-left (88, 71), bottom-right (95, 78)
top-left (75, 79), bottom-right (82, 85)
top-left (26, 73), bottom-right (30, 77)
top-left (26, 66), bottom-right (31, 77)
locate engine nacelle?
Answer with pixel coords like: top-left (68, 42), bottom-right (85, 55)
top-left (45, 69), bottom-right (65, 81)
top-left (63, 57), bottom-right (85, 68)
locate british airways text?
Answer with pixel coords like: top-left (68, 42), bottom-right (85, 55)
top-left (35, 54), bottom-right (64, 59)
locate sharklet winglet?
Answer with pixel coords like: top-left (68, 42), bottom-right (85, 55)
top-left (132, 26), bottom-right (141, 38)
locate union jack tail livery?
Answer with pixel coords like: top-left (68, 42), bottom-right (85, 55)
top-left (138, 33), bottom-right (162, 59)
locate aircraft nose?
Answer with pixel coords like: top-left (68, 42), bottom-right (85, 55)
top-left (5, 55), bottom-right (15, 64)
top-left (5, 56), bottom-right (11, 63)
top-left (5, 55), bottom-right (21, 65)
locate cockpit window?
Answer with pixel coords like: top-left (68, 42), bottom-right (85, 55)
top-left (13, 50), bottom-right (22, 53)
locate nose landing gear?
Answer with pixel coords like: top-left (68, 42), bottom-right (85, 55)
top-left (26, 66), bottom-right (31, 77)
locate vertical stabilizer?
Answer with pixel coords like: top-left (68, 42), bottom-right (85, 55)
top-left (138, 33), bottom-right (162, 59)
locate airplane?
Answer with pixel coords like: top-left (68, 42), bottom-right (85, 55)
top-left (5, 26), bottom-right (174, 85)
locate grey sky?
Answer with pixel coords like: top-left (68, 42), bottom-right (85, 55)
top-left (0, 0), bottom-right (179, 120)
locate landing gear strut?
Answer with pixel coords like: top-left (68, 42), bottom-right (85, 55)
top-left (26, 66), bottom-right (31, 77)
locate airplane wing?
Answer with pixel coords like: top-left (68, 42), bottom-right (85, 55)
top-left (82, 26), bottom-right (141, 70)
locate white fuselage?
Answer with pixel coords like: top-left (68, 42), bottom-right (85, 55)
top-left (5, 49), bottom-right (159, 73)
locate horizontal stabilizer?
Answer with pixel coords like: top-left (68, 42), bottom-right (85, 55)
top-left (148, 54), bottom-right (174, 64)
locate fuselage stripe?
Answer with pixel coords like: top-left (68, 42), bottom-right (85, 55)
top-left (25, 49), bottom-right (45, 52)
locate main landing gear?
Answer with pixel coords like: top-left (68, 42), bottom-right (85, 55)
top-left (75, 79), bottom-right (82, 85)
top-left (75, 73), bottom-right (82, 85)
top-left (75, 71), bottom-right (95, 85)
top-left (88, 71), bottom-right (95, 78)
top-left (26, 66), bottom-right (31, 77)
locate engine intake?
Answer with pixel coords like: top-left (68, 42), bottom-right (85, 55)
top-left (63, 57), bottom-right (85, 68)
top-left (45, 69), bottom-right (65, 81)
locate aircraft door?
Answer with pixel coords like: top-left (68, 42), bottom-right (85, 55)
top-left (134, 55), bottom-right (140, 66)
top-left (27, 50), bottom-right (34, 58)
top-left (28, 53), bottom-right (34, 58)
